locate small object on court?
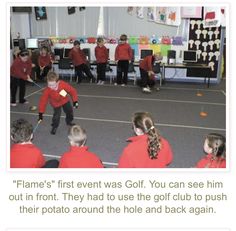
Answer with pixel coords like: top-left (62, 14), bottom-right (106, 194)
top-left (29, 106), bottom-right (37, 111)
top-left (200, 106), bottom-right (208, 117)
top-left (196, 92), bottom-right (203, 97)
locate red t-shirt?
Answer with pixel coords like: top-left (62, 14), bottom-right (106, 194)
top-left (10, 57), bottom-right (32, 80)
top-left (69, 47), bottom-right (87, 66)
top-left (118, 134), bottom-right (173, 168)
top-left (59, 146), bottom-right (104, 168)
top-left (195, 153), bottom-right (226, 168)
top-left (140, 55), bottom-right (155, 71)
top-left (115, 43), bottom-right (133, 61)
top-left (38, 54), bottom-right (52, 67)
top-left (95, 45), bottom-right (109, 63)
top-left (39, 80), bottom-right (78, 113)
top-left (10, 143), bottom-right (45, 168)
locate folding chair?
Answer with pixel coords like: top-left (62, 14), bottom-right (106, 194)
top-left (58, 58), bottom-right (73, 82)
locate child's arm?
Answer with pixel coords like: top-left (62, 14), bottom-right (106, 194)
top-left (38, 89), bottom-right (50, 119)
top-left (128, 45), bottom-right (133, 61)
top-left (115, 45), bottom-right (119, 61)
top-left (63, 82), bottom-right (78, 106)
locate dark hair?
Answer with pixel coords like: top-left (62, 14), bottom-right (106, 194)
top-left (206, 133), bottom-right (226, 157)
top-left (132, 112), bottom-right (161, 159)
top-left (47, 71), bottom-right (59, 81)
top-left (97, 37), bottom-right (104, 43)
top-left (11, 119), bottom-right (33, 143)
top-left (19, 49), bottom-right (29, 57)
top-left (120, 34), bottom-right (128, 41)
top-left (40, 46), bottom-right (48, 52)
top-left (68, 125), bottom-right (87, 146)
top-left (73, 40), bottom-right (80, 46)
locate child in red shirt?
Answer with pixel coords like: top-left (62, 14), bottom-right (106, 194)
top-left (115, 34), bottom-right (133, 86)
top-left (195, 133), bottom-right (226, 168)
top-left (139, 52), bottom-right (162, 93)
top-left (95, 37), bottom-right (109, 85)
top-left (118, 112), bottom-right (173, 168)
top-left (36, 46), bottom-right (52, 81)
top-left (59, 124), bottom-right (104, 168)
top-left (38, 72), bottom-right (78, 135)
top-left (10, 49), bottom-right (33, 106)
top-left (69, 40), bottom-right (95, 84)
top-left (10, 118), bottom-right (45, 168)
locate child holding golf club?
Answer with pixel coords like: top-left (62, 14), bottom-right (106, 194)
top-left (10, 118), bottom-right (59, 168)
top-left (38, 71), bottom-right (79, 135)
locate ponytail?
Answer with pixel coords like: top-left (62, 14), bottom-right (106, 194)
top-left (133, 112), bottom-right (162, 160)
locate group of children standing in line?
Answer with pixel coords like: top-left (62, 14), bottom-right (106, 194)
top-left (10, 111), bottom-right (226, 168)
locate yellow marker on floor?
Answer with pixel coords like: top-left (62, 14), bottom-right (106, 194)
top-left (200, 106), bottom-right (208, 117)
top-left (196, 92), bottom-right (203, 97)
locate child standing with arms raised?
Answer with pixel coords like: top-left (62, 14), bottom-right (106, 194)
top-left (95, 37), bottom-right (109, 85)
top-left (115, 34), bottom-right (133, 86)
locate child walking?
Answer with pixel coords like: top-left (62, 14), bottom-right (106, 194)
top-left (10, 49), bottom-right (33, 106)
top-left (69, 40), bottom-right (95, 83)
top-left (59, 124), bottom-right (104, 168)
top-left (95, 37), bottom-right (109, 85)
top-left (38, 72), bottom-right (78, 135)
top-left (10, 118), bottom-right (59, 168)
top-left (195, 133), bottom-right (226, 168)
top-left (118, 112), bottom-right (173, 168)
top-left (114, 34), bottom-right (133, 86)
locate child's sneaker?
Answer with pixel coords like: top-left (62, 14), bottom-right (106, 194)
top-left (156, 87), bottom-right (160, 91)
top-left (11, 103), bottom-right (17, 107)
top-left (50, 127), bottom-right (57, 135)
top-left (97, 80), bottom-right (101, 85)
top-left (100, 81), bottom-right (105, 85)
top-left (142, 87), bottom-right (151, 93)
top-left (121, 84), bottom-right (126, 87)
top-left (20, 99), bottom-right (29, 104)
top-left (114, 83), bottom-right (118, 86)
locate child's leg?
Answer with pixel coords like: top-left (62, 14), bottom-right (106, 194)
top-left (19, 79), bottom-right (26, 103)
top-left (42, 66), bottom-right (51, 79)
top-left (10, 76), bottom-right (18, 104)
top-left (140, 68), bottom-right (149, 88)
top-left (101, 63), bottom-right (106, 81)
top-left (116, 61), bottom-right (122, 84)
top-left (62, 101), bottom-right (74, 125)
top-left (122, 60), bottom-right (129, 85)
top-left (97, 63), bottom-right (101, 81)
top-left (52, 106), bottom-right (62, 129)
top-left (75, 65), bottom-right (83, 83)
top-left (81, 64), bottom-right (94, 80)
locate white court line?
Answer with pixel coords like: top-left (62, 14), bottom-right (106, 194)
top-left (30, 93), bottom-right (225, 106)
top-left (11, 111), bottom-right (226, 131)
top-left (25, 87), bottom-right (44, 99)
top-left (80, 83), bottom-right (225, 93)
top-left (79, 94), bottom-right (225, 106)
top-left (43, 154), bottom-right (118, 166)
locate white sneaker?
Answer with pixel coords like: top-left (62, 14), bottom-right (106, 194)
top-left (11, 103), bottom-right (17, 107)
top-left (156, 87), bottom-right (160, 91)
top-left (114, 83), bottom-right (118, 86)
top-left (142, 87), bottom-right (151, 93)
top-left (100, 81), bottom-right (105, 85)
top-left (121, 84), bottom-right (126, 86)
top-left (97, 80), bottom-right (101, 85)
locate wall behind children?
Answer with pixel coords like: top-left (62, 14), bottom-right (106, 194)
top-left (11, 7), bottom-right (185, 38)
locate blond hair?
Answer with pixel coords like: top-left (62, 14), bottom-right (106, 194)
top-left (47, 71), bottom-right (59, 82)
top-left (68, 125), bottom-right (87, 146)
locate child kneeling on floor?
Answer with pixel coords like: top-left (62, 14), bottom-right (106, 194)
top-left (38, 71), bottom-right (79, 135)
top-left (195, 133), bottom-right (226, 168)
top-left (59, 124), bottom-right (104, 168)
top-left (10, 118), bottom-right (59, 168)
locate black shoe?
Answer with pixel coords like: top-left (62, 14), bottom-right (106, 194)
top-left (50, 127), bottom-right (57, 135)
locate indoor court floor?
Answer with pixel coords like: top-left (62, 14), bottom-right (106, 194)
top-left (10, 79), bottom-right (226, 168)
